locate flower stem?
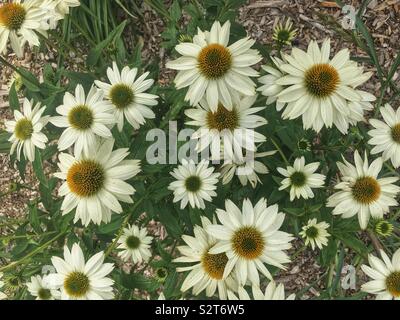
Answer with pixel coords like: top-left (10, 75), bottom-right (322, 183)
top-left (0, 232), bottom-right (66, 273)
top-left (104, 197), bottom-right (145, 257)
top-left (270, 137), bottom-right (289, 165)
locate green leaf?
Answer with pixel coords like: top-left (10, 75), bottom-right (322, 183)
top-left (33, 149), bottom-right (48, 188)
top-left (170, 0), bottom-right (181, 22)
top-left (17, 68), bottom-right (41, 92)
top-left (158, 206), bottom-right (182, 237)
top-left (97, 215), bottom-right (124, 235)
top-left (28, 204), bottom-right (42, 233)
top-left (0, 131), bottom-right (11, 153)
top-left (86, 20), bottom-right (127, 67)
top-left (9, 83), bottom-right (20, 110)
top-left (332, 231), bottom-right (367, 256)
top-left (120, 272), bottom-right (160, 291)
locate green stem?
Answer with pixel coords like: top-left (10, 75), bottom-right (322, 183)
top-left (0, 56), bottom-right (32, 83)
top-left (270, 137), bottom-right (289, 165)
top-left (0, 232), bottom-right (66, 273)
top-left (104, 198), bottom-right (145, 257)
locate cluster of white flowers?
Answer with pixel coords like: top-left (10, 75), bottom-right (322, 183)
top-left (3, 5), bottom-right (400, 300)
top-left (0, 0), bottom-right (80, 57)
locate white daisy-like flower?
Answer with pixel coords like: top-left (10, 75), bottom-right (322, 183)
top-left (327, 151), bottom-right (400, 230)
top-left (50, 84), bottom-right (115, 157)
top-left (368, 103), bottom-right (400, 168)
top-left (0, 273), bottom-right (6, 300)
top-left (174, 216), bottom-right (237, 299)
top-left (0, 0), bottom-right (49, 57)
top-left (54, 138), bottom-right (141, 226)
top-left (166, 20), bottom-right (262, 111)
top-left (257, 57), bottom-right (287, 108)
top-left (277, 156), bottom-right (325, 201)
top-left (95, 62), bottom-right (158, 132)
top-left (299, 218), bottom-right (330, 250)
top-left (227, 282), bottom-right (295, 300)
top-left (206, 198), bottom-right (293, 286)
top-left (116, 224), bottom-right (153, 263)
top-left (259, 38), bottom-right (375, 133)
top-left (185, 95), bottom-right (267, 160)
top-left (32, 0), bottom-right (80, 29)
top-left (220, 150), bottom-right (276, 188)
top-left (5, 98), bottom-right (49, 162)
top-left (48, 243), bottom-right (114, 300)
top-left (26, 275), bottom-right (60, 300)
top-left (361, 248), bottom-right (400, 300)
top-left (168, 159), bottom-right (219, 209)
top-left (54, 0), bottom-right (80, 16)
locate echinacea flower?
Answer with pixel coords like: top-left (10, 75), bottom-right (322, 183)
top-left (220, 150), bottom-right (276, 188)
top-left (361, 248), bottom-right (400, 300)
top-left (95, 62), bottom-right (158, 132)
top-left (299, 218), bottom-right (330, 250)
top-left (228, 281), bottom-right (295, 300)
top-left (166, 20), bottom-right (262, 111)
top-left (54, 139), bottom-right (141, 226)
top-left (50, 84), bottom-right (115, 157)
top-left (259, 38), bottom-right (374, 133)
top-left (26, 275), bottom-right (60, 300)
top-left (374, 219), bottom-right (394, 238)
top-left (48, 243), bottom-right (114, 300)
top-left (272, 18), bottom-right (297, 46)
top-left (185, 95), bottom-right (267, 160)
top-left (327, 151), bottom-right (400, 230)
top-left (174, 216), bottom-right (237, 299)
top-left (168, 159), bottom-right (219, 209)
top-left (116, 224), bottom-right (153, 263)
top-left (278, 156), bottom-right (325, 201)
top-left (5, 98), bottom-right (49, 162)
top-left (368, 103), bottom-right (400, 168)
top-left (0, 0), bottom-right (49, 57)
top-left (207, 198), bottom-right (293, 286)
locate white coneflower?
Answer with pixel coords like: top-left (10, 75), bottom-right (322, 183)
top-left (361, 248), bottom-right (400, 300)
top-left (116, 224), bottom-right (153, 263)
top-left (272, 18), bottom-right (297, 46)
top-left (50, 84), bottom-right (115, 157)
top-left (228, 282), bottom-right (295, 300)
top-left (278, 157), bottom-right (325, 201)
top-left (257, 57), bottom-right (287, 109)
top-left (32, 0), bottom-right (80, 29)
top-left (327, 151), bottom-right (400, 230)
top-left (0, 0), bottom-right (49, 57)
top-left (185, 95), bottom-right (267, 160)
top-left (166, 20), bottom-right (262, 111)
top-left (54, 139), bottom-right (141, 226)
top-left (54, 0), bottom-right (80, 16)
top-left (368, 103), bottom-right (400, 168)
top-left (220, 150), bottom-right (276, 188)
top-left (48, 243), bottom-right (114, 300)
top-left (168, 159), bottom-right (220, 209)
top-left (207, 198), bottom-right (293, 286)
top-left (259, 38), bottom-right (375, 133)
top-left (174, 216), bottom-right (237, 299)
top-left (5, 98), bottom-right (49, 162)
top-left (95, 62), bottom-right (158, 132)
top-left (26, 275), bottom-right (60, 300)
top-left (299, 218), bottom-right (330, 250)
